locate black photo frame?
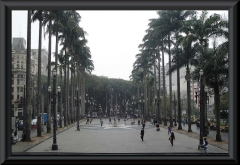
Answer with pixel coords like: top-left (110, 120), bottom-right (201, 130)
top-left (0, 0), bottom-right (239, 164)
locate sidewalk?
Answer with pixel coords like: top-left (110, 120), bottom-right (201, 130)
top-left (12, 119), bottom-right (85, 153)
top-left (152, 122), bottom-right (228, 151)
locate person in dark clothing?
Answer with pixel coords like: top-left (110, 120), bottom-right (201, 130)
top-left (140, 128), bottom-right (144, 141)
top-left (168, 125), bottom-right (172, 134)
top-left (100, 120), bottom-right (103, 127)
top-left (109, 118), bottom-right (112, 124)
top-left (156, 123), bottom-right (160, 131)
top-left (142, 119), bottom-right (146, 129)
top-left (169, 132), bottom-right (175, 146)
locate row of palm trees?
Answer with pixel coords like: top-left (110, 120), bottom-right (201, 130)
top-left (130, 10), bottom-right (228, 141)
top-left (24, 10), bottom-right (94, 141)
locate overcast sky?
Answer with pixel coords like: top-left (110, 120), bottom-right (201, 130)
top-left (12, 10), bottom-right (228, 81)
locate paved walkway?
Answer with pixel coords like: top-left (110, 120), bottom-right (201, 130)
top-left (12, 118), bottom-right (228, 155)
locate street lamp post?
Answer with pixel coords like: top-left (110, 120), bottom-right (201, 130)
top-left (57, 86), bottom-right (62, 128)
top-left (198, 69), bottom-right (204, 149)
top-left (76, 87), bottom-right (80, 131)
top-left (174, 92), bottom-right (177, 126)
top-left (48, 68), bottom-right (58, 150)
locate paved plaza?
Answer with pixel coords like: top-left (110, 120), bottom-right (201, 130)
top-left (11, 118), bottom-right (228, 155)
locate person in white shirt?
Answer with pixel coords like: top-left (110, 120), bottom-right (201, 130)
top-left (203, 138), bottom-right (208, 155)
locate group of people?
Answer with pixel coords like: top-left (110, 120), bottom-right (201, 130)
top-left (140, 123), bottom-right (209, 155)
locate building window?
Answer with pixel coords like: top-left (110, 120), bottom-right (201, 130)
top-left (12, 79), bottom-right (14, 85)
top-left (11, 95), bottom-right (13, 100)
top-left (17, 95), bottom-right (19, 99)
top-left (12, 58), bottom-right (14, 62)
top-left (17, 79), bottom-right (20, 85)
top-left (17, 60), bottom-right (19, 63)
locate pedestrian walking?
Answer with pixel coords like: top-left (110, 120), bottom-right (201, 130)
top-left (168, 125), bottom-right (172, 134)
top-left (169, 132), bottom-right (175, 146)
top-left (203, 138), bottom-right (208, 155)
top-left (124, 118), bottom-right (126, 125)
top-left (142, 119), bottom-right (145, 129)
top-left (109, 117), bottom-right (112, 124)
top-left (156, 122), bottom-right (160, 131)
top-left (100, 120), bottom-right (103, 127)
top-left (140, 128), bottom-right (144, 141)
top-left (86, 118), bottom-right (89, 124)
top-left (118, 117), bottom-right (120, 122)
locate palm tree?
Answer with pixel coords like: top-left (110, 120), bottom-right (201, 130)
top-left (133, 49), bottom-right (153, 120)
top-left (129, 69), bottom-right (143, 118)
top-left (168, 10), bottom-right (196, 130)
top-left (156, 10), bottom-right (175, 127)
top-left (190, 11), bottom-right (227, 136)
top-left (192, 14), bottom-right (228, 141)
top-left (24, 10), bottom-right (32, 141)
top-left (141, 34), bottom-right (158, 120)
top-left (146, 13), bottom-right (169, 126)
top-left (32, 10), bottom-right (43, 136)
top-left (42, 10), bottom-right (54, 133)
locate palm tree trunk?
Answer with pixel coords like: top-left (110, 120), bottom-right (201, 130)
top-left (71, 70), bottom-right (74, 123)
top-left (37, 11), bottom-right (43, 137)
top-left (157, 47), bottom-right (162, 124)
top-left (186, 66), bottom-right (192, 132)
top-left (148, 85), bottom-right (151, 118)
top-left (25, 10), bottom-right (32, 141)
top-left (137, 85), bottom-right (140, 117)
top-left (144, 75), bottom-right (147, 120)
top-left (80, 68), bottom-right (85, 117)
top-left (168, 34), bottom-right (173, 127)
top-left (177, 46), bottom-right (182, 130)
top-left (64, 50), bottom-right (67, 127)
top-left (154, 56), bottom-right (157, 120)
top-left (214, 81), bottom-right (222, 141)
top-left (55, 11), bottom-right (60, 127)
top-left (67, 57), bottom-right (70, 125)
top-left (161, 38), bottom-right (167, 126)
top-left (47, 10), bottom-right (52, 133)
